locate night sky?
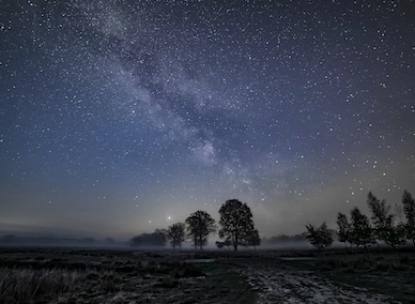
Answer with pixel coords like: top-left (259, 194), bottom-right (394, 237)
top-left (1, 0), bottom-right (414, 239)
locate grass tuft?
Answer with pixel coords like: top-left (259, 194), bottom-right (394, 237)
top-left (0, 268), bottom-right (81, 303)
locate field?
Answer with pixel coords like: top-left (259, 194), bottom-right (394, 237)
top-left (0, 247), bottom-right (414, 304)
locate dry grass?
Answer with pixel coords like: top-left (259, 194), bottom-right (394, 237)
top-left (0, 268), bottom-right (81, 303)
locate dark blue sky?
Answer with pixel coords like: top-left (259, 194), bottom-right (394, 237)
top-left (0, 0), bottom-right (414, 239)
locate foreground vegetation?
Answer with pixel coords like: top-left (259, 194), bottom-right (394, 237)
top-left (0, 247), bottom-right (413, 303)
top-left (0, 268), bottom-right (81, 304)
top-left (0, 248), bottom-right (256, 304)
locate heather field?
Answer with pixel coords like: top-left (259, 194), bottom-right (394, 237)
top-left (0, 248), bottom-right (414, 304)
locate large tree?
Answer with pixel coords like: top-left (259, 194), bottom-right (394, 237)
top-left (305, 222), bottom-right (333, 250)
top-left (218, 199), bottom-right (258, 251)
top-left (367, 192), bottom-right (405, 248)
top-left (402, 190), bottom-right (415, 246)
top-left (337, 212), bottom-right (352, 245)
top-left (350, 207), bottom-right (374, 248)
top-left (167, 222), bottom-right (185, 249)
top-left (185, 210), bottom-right (216, 250)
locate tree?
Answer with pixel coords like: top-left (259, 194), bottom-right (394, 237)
top-left (337, 212), bottom-right (352, 245)
top-left (167, 222), bottom-right (185, 249)
top-left (402, 190), bottom-right (415, 246)
top-left (350, 207), bottom-right (374, 248)
top-left (385, 223), bottom-right (406, 249)
top-left (218, 199), bottom-right (258, 251)
top-left (367, 192), bottom-right (405, 248)
top-left (305, 222), bottom-right (333, 250)
top-left (185, 210), bottom-right (216, 250)
top-left (367, 192), bottom-right (392, 240)
top-left (130, 229), bottom-right (167, 247)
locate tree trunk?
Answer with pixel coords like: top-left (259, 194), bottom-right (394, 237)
top-left (233, 232), bottom-right (238, 251)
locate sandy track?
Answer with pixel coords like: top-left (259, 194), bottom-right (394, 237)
top-left (240, 265), bottom-right (399, 304)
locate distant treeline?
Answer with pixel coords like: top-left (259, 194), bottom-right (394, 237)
top-left (305, 190), bottom-right (415, 250)
top-left (130, 229), bottom-right (167, 247)
top-left (262, 233), bottom-right (307, 244)
top-left (0, 235), bottom-right (104, 246)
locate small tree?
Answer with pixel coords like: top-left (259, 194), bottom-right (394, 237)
top-left (367, 192), bottom-right (392, 240)
top-left (367, 192), bottom-right (405, 248)
top-left (385, 223), bottom-right (406, 249)
top-left (402, 190), bottom-right (415, 246)
top-left (167, 222), bottom-right (185, 249)
top-left (185, 210), bottom-right (216, 250)
top-left (305, 222), bottom-right (333, 250)
top-left (337, 212), bottom-right (352, 245)
top-left (350, 207), bottom-right (374, 248)
top-left (218, 199), bottom-right (258, 251)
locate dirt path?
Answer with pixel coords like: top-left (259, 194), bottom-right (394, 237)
top-left (239, 265), bottom-right (399, 304)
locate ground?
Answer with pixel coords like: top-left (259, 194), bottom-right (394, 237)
top-left (0, 247), bottom-right (414, 303)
